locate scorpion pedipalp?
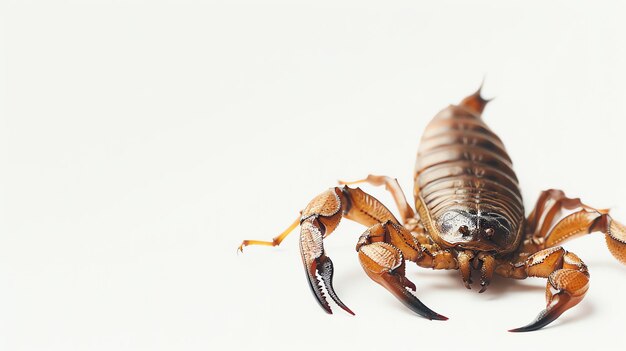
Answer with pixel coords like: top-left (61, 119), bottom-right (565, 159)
top-left (359, 240), bottom-right (447, 320)
top-left (300, 217), bottom-right (354, 315)
top-left (509, 267), bottom-right (589, 332)
top-left (298, 186), bottom-right (402, 315)
top-left (500, 247), bottom-right (589, 332)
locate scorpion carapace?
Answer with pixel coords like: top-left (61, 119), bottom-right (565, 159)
top-left (414, 90), bottom-right (524, 256)
top-left (238, 88), bottom-right (626, 332)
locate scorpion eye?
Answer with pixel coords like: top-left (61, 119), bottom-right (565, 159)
top-left (459, 225), bottom-right (470, 235)
top-left (484, 228), bottom-right (495, 237)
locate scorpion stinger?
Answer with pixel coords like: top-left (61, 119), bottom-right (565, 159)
top-left (459, 83), bottom-right (492, 115)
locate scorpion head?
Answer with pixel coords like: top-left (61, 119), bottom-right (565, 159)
top-left (436, 208), bottom-right (514, 251)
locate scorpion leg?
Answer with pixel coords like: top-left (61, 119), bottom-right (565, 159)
top-left (356, 221), bottom-right (448, 320)
top-left (497, 247), bottom-right (590, 332)
top-left (523, 189), bottom-right (626, 264)
top-left (339, 174), bottom-right (415, 224)
top-left (237, 216), bottom-right (300, 252)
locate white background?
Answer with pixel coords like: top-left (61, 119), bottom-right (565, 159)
top-left (1, 0), bottom-right (626, 350)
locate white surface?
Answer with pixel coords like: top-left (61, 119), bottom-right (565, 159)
top-left (1, 0), bottom-right (626, 350)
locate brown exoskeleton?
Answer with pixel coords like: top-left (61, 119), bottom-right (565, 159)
top-left (238, 89), bottom-right (626, 331)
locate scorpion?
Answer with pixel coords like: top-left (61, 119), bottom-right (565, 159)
top-left (238, 88), bottom-right (626, 331)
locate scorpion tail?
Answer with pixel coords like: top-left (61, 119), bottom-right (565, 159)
top-left (460, 81), bottom-right (491, 115)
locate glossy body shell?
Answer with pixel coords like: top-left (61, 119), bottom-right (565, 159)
top-left (413, 94), bottom-right (524, 254)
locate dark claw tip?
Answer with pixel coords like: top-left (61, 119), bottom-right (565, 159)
top-left (508, 326), bottom-right (533, 333)
top-left (508, 318), bottom-right (550, 333)
top-left (336, 301), bottom-right (355, 316)
top-left (508, 306), bottom-right (563, 332)
top-left (508, 321), bottom-right (542, 333)
top-left (430, 313), bottom-right (449, 321)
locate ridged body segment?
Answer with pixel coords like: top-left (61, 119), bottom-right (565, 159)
top-left (414, 101), bottom-right (524, 253)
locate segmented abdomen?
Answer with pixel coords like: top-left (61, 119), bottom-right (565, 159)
top-left (414, 103), bottom-right (524, 245)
